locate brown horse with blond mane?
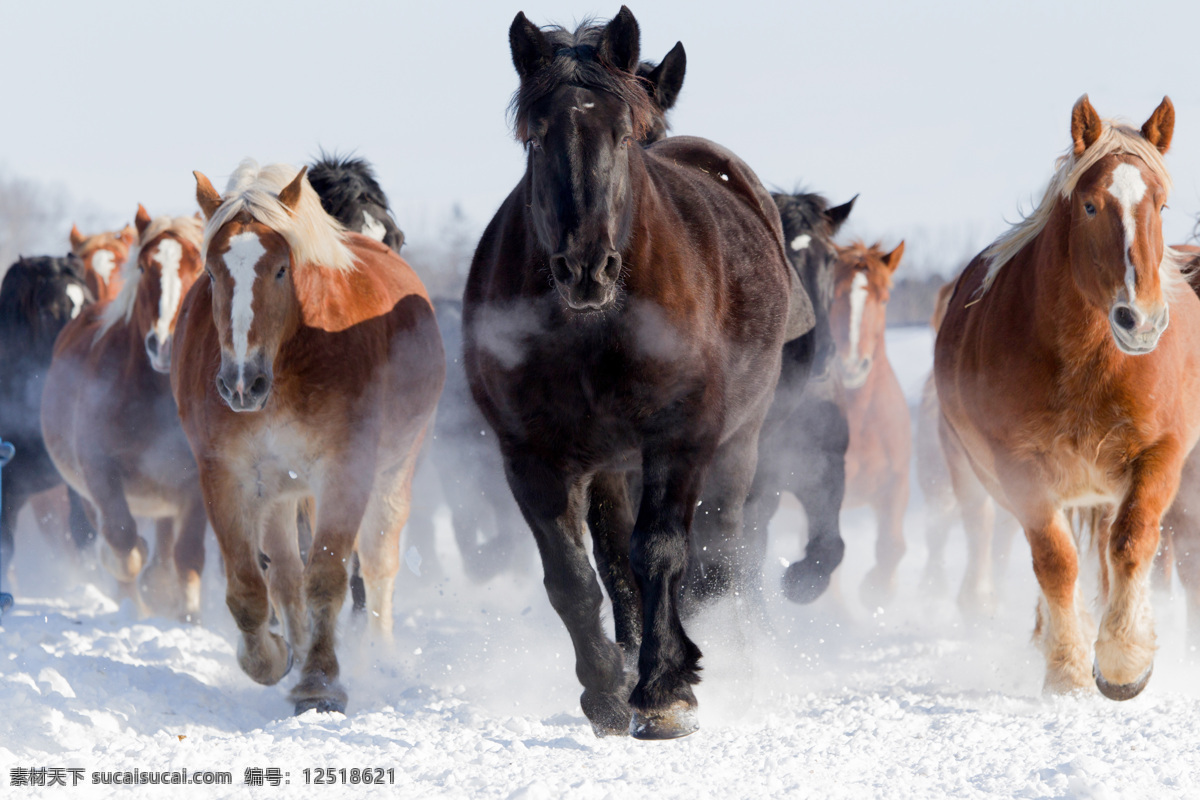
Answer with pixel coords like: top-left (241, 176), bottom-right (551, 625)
top-left (70, 223), bottom-right (137, 303)
top-left (936, 96), bottom-right (1199, 699)
top-left (830, 240), bottom-right (910, 606)
top-left (174, 160), bottom-right (443, 715)
top-left (43, 206), bottom-right (207, 618)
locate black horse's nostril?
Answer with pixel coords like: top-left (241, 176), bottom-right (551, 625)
top-left (1114, 306), bottom-right (1137, 331)
top-left (550, 255), bottom-right (575, 285)
top-left (249, 375), bottom-right (270, 396)
top-left (600, 254), bottom-right (621, 283)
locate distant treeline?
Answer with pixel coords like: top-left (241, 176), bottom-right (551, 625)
top-left (886, 273), bottom-right (954, 328)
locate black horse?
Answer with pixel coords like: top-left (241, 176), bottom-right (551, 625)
top-left (464, 8), bottom-right (809, 739)
top-left (740, 192), bottom-right (855, 605)
top-left (308, 153), bottom-right (405, 252)
top-left (0, 256), bottom-right (97, 579)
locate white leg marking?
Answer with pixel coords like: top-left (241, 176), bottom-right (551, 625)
top-left (91, 249), bottom-right (116, 283)
top-left (65, 284), bottom-right (84, 318)
top-left (151, 238), bottom-right (183, 345)
top-left (790, 234), bottom-right (811, 252)
top-left (1108, 162), bottom-right (1148, 305)
top-left (225, 232), bottom-right (266, 383)
top-left (360, 210), bottom-right (387, 242)
top-left (848, 272), bottom-right (869, 361)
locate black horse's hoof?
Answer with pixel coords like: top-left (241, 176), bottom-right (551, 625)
top-left (581, 690), bottom-right (632, 737)
top-left (630, 701), bottom-right (699, 740)
top-left (294, 697), bottom-right (346, 715)
top-left (1093, 658), bottom-right (1152, 701)
top-left (782, 560), bottom-right (832, 605)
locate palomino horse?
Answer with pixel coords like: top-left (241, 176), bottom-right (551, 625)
top-left (175, 161), bottom-right (443, 714)
top-left (0, 256), bottom-right (93, 583)
top-left (916, 280), bottom-right (1020, 611)
top-left (465, 9), bottom-right (805, 739)
top-left (831, 240), bottom-right (910, 606)
top-left (936, 96), bottom-right (1200, 699)
top-left (743, 191), bottom-right (855, 604)
top-left (43, 207), bottom-right (207, 619)
top-left (70, 223), bottom-right (136, 304)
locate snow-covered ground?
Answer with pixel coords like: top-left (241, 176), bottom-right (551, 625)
top-left (3, 327), bottom-right (1199, 799)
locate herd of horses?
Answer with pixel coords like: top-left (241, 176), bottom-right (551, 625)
top-left (3, 6), bottom-right (1200, 739)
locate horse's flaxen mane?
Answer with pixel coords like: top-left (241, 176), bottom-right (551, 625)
top-left (980, 121), bottom-right (1175, 293)
top-left (201, 159), bottom-right (356, 273)
top-left (509, 20), bottom-right (658, 143)
top-left (97, 215), bottom-right (204, 341)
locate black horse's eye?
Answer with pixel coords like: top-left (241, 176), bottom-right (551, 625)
top-left (621, 135), bottom-right (634, 147)
top-left (276, 265), bottom-right (287, 280)
top-left (1084, 202), bottom-right (1096, 217)
top-left (528, 137), bottom-right (541, 150)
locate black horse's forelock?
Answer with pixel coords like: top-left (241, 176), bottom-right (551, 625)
top-left (772, 191), bottom-right (833, 238)
top-left (509, 22), bottom-right (657, 143)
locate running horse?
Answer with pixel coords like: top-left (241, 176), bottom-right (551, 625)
top-left (936, 96), bottom-right (1199, 699)
top-left (464, 9), bottom-right (804, 739)
top-left (174, 160), bottom-right (443, 714)
top-left (69, 223), bottom-right (137, 303)
top-left (831, 240), bottom-right (910, 606)
top-left (43, 206), bottom-right (207, 618)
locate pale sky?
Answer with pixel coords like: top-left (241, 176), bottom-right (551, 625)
top-left (3, 0), bottom-right (1199, 272)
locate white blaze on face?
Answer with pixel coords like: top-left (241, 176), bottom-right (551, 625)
top-left (1108, 162), bottom-right (1148, 304)
top-left (65, 284), bottom-right (84, 319)
top-left (91, 249), bottom-right (116, 283)
top-left (360, 210), bottom-right (387, 242)
top-left (151, 238), bottom-right (183, 346)
top-left (848, 271), bottom-right (869, 361)
top-left (224, 232), bottom-right (267, 383)
top-left (790, 234), bottom-right (811, 252)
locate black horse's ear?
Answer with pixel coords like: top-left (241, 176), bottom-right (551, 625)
top-left (645, 41), bottom-right (686, 110)
top-left (599, 6), bottom-right (640, 73)
top-left (825, 195), bottom-right (857, 233)
top-left (510, 11), bottom-right (551, 80)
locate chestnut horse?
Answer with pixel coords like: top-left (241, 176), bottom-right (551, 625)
top-left (43, 207), bottom-right (207, 618)
top-left (465, 9), bottom-right (804, 739)
top-left (174, 160), bottom-right (443, 714)
top-left (70, 223), bottom-right (136, 303)
top-left (830, 240), bottom-right (910, 606)
top-left (935, 96), bottom-right (1200, 699)
top-left (916, 280), bottom-right (1020, 611)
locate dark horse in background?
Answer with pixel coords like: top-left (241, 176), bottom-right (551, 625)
top-left (0, 256), bottom-right (97, 585)
top-left (740, 192), bottom-right (855, 605)
top-left (464, 9), bottom-right (809, 739)
top-left (308, 153), bottom-right (405, 253)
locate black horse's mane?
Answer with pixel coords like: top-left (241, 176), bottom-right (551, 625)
top-left (509, 21), bottom-right (657, 142)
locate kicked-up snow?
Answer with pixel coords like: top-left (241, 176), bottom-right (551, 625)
top-left (3, 327), bottom-right (1199, 799)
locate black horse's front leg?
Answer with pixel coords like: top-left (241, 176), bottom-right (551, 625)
top-left (628, 446), bottom-right (710, 739)
top-left (505, 454), bottom-right (631, 736)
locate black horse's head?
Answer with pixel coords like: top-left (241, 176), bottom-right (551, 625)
top-left (636, 41), bottom-right (686, 144)
top-left (0, 255), bottom-right (91, 360)
top-left (509, 7), bottom-right (658, 313)
top-left (772, 193), bottom-right (856, 314)
top-left (307, 153), bottom-right (405, 253)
